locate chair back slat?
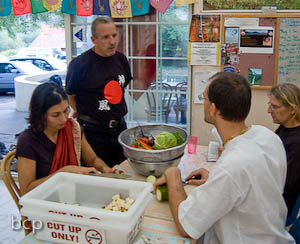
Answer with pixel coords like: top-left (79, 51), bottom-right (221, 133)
top-left (145, 82), bottom-right (173, 123)
top-left (1, 150), bottom-right (21, 210)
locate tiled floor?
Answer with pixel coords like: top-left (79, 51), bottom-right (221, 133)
top-left (0, 180), bottom-right (25, 244)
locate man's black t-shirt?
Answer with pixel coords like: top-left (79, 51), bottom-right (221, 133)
top-left (66, 49), bottom-right (132, 123)
top-left (276, 125), bottom-right (300, 215)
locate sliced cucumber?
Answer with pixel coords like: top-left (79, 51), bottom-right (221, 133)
top-left (146, 175), bottom-right (157, 185)
top-left (156, 185), bottom-right (168, 201)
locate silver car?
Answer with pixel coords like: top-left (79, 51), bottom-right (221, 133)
top-left (0, 61), bottom-right (44, 94)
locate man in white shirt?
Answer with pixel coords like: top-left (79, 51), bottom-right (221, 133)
top-left (154, 72), bottom-right (295, 244)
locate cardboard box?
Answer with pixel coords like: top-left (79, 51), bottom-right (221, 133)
top-left (20, 172), bottom-right (153, 244)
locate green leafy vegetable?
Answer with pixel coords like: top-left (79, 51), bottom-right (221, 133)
top-left (154, 132), bottom-right (177, 149)
top-left (172, 132), bottom-right (184, 145)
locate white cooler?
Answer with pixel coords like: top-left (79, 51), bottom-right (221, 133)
top-left (20, 172), bottom-right (153, 244)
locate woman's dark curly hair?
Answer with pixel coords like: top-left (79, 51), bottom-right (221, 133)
top-left (28, 82), bottom-right (68, 134)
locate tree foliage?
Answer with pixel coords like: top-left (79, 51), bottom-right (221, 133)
top-left (204, 0), bottom-right (300, 10)
top-left (0, 11), bottom-right (64, 38)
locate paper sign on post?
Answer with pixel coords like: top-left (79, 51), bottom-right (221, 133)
top-left (73, 26), bottom-right (86, 42)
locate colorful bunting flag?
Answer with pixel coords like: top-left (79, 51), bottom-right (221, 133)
top-left (0, 0), bottom-right (12, 16)
top-left (110, 0), bottom-right (132, 18)
top-left (12, 0), bottom-right (31, 15)
top-left (93, 0), bottom-right (110, 15)
top-left (150, 0), bottom-right (172, 14)
top-left (30, 0), bottom-right (47, 13)
top-left (62, 0), bottom-right (76, 14)
top-left (176, 0), bottom-right (194, 7)
top-left (130, 0), bottom-right (148, 16)
top-left (77, 0), bottom-right (92, 15)
top-left (43, 0), bottom-right (61, 11)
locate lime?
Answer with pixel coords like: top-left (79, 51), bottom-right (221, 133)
top-left (146, 175), bottom-right (157, 185)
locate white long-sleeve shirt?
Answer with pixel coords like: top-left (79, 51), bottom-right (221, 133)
top-left (179, 125), bottom-right (295, 244)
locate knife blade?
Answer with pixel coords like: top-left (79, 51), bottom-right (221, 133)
top-left (89, 172), bottom-right (132, 180)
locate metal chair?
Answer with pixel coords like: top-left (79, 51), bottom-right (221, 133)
top-left (173, 81), bottom-right (187, 124)
top-left (144, 82), bottom-right (173, 123)
top-left (0, 149), bottom-right (31, 235)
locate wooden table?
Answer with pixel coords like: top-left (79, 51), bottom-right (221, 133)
top-left (18, 145), bottom-right (211, 244)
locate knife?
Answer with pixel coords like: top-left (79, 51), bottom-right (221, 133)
top-left (89, 172), bottom-right (133, 180)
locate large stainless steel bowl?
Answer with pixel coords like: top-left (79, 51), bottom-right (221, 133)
top-left (118, 124), bottom-right (188, 162)
top-left (126, 153), bottom-right (184, 176)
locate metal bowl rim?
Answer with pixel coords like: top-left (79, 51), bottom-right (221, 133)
top-left (118, 124), bottom-right (188, 153)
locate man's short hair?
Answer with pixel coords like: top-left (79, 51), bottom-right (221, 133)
top-left (208, 72), bottom-right (251, 122)
top-left (91, 17), bottom-right (114, 38)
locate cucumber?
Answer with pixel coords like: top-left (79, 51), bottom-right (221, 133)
top-left (146, 175), bottom-right (157, 185)
top-left (156, 185), bottom-right (168, 201)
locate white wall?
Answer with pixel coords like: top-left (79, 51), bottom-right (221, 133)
top-left (191, 83), bottom-right (278, 146)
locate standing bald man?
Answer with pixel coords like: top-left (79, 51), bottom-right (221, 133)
top-left (66, 17), bottom-right (132, 168)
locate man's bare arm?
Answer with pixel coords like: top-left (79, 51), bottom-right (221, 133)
top-left (156, 167), bottom-right (190, 237)
top-left (68, 94), bottom-right (78, 118)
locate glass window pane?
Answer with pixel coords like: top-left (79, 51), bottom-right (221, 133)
top-left (125, 91), bottom-right (149, 123)
top-left (159, 2), bottom-right (189, 23)
top-left (158, 25), bottom-right (189, 58)
top-left (144, 87), bottom-right (174, 123)
top-left (128, 25), bottom-right (156, 57)
top-left (128, 59), bottom-right (156, 94)
top-left (158, 59), bottom-right (188, 82)
top-left (116, 25), bottom-right (126, 54)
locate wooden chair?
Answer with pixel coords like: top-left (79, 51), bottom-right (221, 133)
top-left (145, 82), bottom-right (173, 123)
top-left (0, 149), bottom-right (31, 235)
top-left (173, 81), bottom-right (187, 124)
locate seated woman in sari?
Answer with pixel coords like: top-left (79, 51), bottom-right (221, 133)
top-left (17, 82), bottom-right (120, 195)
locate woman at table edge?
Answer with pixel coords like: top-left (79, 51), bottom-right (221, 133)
top-left (268, 83), bottom-right (300, 216)
top-left (16, 82), bottom-right (119, 196)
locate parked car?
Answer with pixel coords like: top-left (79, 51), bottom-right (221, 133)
top-left (0, 61), bottom-right (44, 94)
top-left (15, 47), bottom-right (62, 59)
top-left (9, 57), bottom-right (66, 71)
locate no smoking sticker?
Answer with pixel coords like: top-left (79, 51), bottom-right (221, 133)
top-left (85, 229), bottom-right (105, 244)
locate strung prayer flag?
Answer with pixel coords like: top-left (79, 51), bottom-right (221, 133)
top-left (12, 0), bottom-right (31, 15)
top-left (62, 0), bottom-right (76, 14)
top-left (109, 0), bottom-right (132, 18)
top-left (77, 0), bottom-right (92, 16)
top-left (150, 0), bottom-right (172, 14)
top-left (130, 0), bottom-right (148, 16)
top-left (30, 0), bottom-right (47, 13)
top-left (93, 0), bottom-right (110, 16)
top-left (0, 0), bottom-right (12, 16)
top-left (43, 0), bottom-right (61, 11)
top-left (176, 0), bottom-right (195, 7)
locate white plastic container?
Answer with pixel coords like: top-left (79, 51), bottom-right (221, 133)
top-left (20, 172), bottom-right (153, 244)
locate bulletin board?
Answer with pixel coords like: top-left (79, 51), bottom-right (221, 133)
top-left (278, 18), bottom-right (300, 86)
top-left (221, 14), bottom-right (300, 88)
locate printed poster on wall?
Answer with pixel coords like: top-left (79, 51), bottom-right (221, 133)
top-left (189, 14), bottom-right (220, 42)
top-left (194, 71), bottom-right (216, 104)
top-left (189, 42), bottom-right (220, 65)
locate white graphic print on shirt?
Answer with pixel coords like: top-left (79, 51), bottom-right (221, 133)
top-left (98, 99), bottom-right (111, 111)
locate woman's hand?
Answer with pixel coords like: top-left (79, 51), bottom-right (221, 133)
top-left (185, 168), bottom-right (209, 186)
top-left (101, 166), bottom-right (122, 174)
top-left (60, 165), bottom-right (100, 175)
